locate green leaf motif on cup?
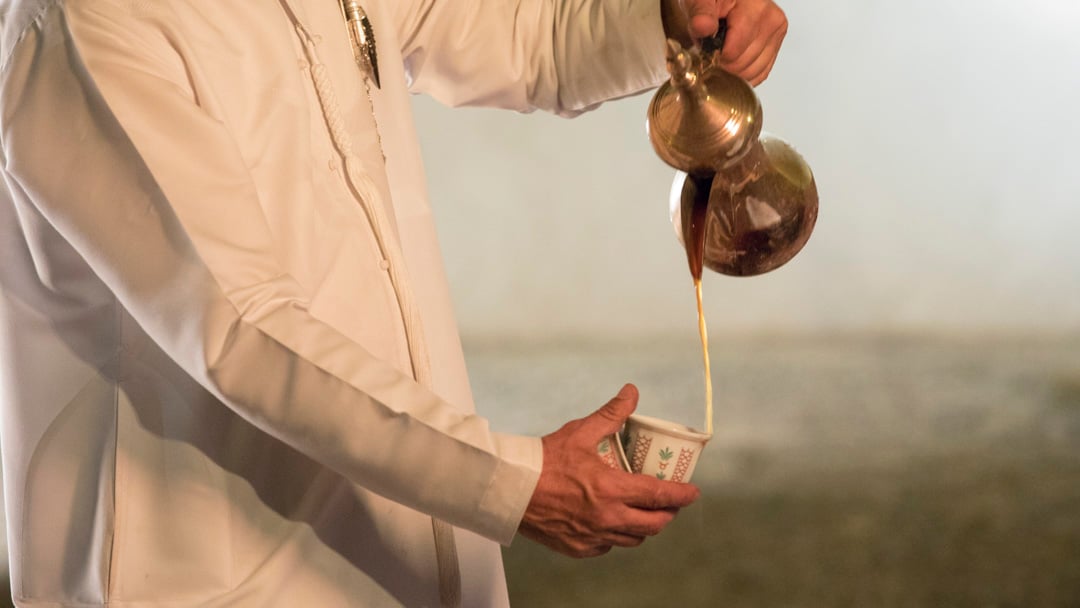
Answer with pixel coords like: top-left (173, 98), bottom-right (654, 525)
top-left (598, 440), bottom-right (610, 454)
top-left (659, 447), bottom-right (674, 460)
top-left (656, 471), bottom-right (666, 480)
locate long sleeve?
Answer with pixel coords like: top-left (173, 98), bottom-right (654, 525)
top-left (390, 0), bottom-right (669, 115)
top-left (0, 3), bottom-right (538, 547)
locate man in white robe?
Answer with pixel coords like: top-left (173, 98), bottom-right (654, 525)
top-left (0, 0), bottom-right (786, 605)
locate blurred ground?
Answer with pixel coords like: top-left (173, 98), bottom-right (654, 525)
top-left (1, 334), bottom-right (1077, 607)
top-left (467, 334), bottom-right (1080, 607)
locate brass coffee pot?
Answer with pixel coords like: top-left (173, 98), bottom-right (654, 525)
top-left (647, 33), bottom-right (818, 278)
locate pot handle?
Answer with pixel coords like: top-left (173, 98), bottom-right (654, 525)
top-left (700, 18), bottom-right (728, 56)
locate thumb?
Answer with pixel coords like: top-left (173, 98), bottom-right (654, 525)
top-left (683, 0), bottom-right (732, 40)
top-left (684, 0), bottom-right (721, 39)
top-left (586, 384), bottom-right (639, 437)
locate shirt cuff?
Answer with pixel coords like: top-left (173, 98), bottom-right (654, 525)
top-left (472, 433), bottom-right (543, 546)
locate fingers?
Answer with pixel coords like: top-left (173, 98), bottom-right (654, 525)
top-left (724, 17), bottom-right (786, 79)
top-left (715, 0), bottom-right (787, 85)
top-left (688, 14), bottom-right (720, 41)
top-left (584, 545), bottom-right (613, 557)
top-left (722, 26), bottom-right (767, 74)
top-left (742, 26), bottom-right (785, 85)
top-left (621, 474), bottom-right (701, 510)
top-left (742, 49), bottom-right (777, 86)
top-left (522, 386), bottom-right (701, 559)
top-left (716, 14), bottom-right (755, 66)
top-left (680, 0), bottom-right (724, 39)
top-left (584, 384), bottom-right (639, 436)
top-left (753, 50), bottom-right (780, 87)
top-left (606, 532), bottom-right (646, 548)
top-left (518, 472), bottom-right (697, 557)
top-left (594, 504), bottom-right (681, 550)
top-left (529, 505), bottom-right (674, 555)
top-left (613, 505), bottom-right (679, 538)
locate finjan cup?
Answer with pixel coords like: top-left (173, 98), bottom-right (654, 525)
top-left (597, 432), bottom-right (631, 471)
top-left (622, 414), bottom-right (711, 482)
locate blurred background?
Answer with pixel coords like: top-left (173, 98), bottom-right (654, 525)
top-left (416, 0), bottom-right (1080, 338)
top-left (411, 0), bottom-right (1080, 605)
top-left (2, 0), bottom-right (1079, 606)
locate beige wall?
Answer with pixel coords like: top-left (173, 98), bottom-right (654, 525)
top-left (412, 0), bottom-right (1080, 339)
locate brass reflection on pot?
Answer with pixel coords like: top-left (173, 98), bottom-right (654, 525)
top-left (671, 135), bottom-right (818, 277)
top-left (647, 40), bottom-right (762, 176)
top-left (650, 38), bottom-right (818, 278)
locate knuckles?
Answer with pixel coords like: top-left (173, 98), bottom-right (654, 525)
top-left (594, 510), bottom-right (615, 530)
top-left (566, 539), bottom-right (611, 559)
top-left (764, 4), bottom-right (787, 28)
top-left (649, 484), bottom-right (669, 509)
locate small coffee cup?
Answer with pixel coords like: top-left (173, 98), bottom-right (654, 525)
top-left (597, 432), bottom-right (630, 471)
top-left (622, 414), bottom-right (711, 482)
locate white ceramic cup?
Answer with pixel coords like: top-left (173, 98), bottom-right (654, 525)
top-left (622, 414), bottom-right (711, 482)
top-left (596, 432), bottom-right (631, 471)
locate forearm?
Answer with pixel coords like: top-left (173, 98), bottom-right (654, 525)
top-left (396, 0), bottom-right (669, 115)
top-left (1, 1), bottom-right (542, 545)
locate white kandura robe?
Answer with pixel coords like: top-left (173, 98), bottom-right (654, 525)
top-left (0, 0), bottom-right (667, 605)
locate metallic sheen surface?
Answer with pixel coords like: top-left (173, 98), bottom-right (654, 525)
top-left (651, 39), bottom-right (817, 278)
top-left (670, 135), bottom-right (818, 277)
top-left (647, 39), bottom-right (762, 175)
top-left (341, 0), bottom-right (380, 88)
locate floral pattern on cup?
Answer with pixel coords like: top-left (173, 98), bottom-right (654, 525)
top-left (630, 435), bottom-right (652, 473)
top-left (596, 433), bottom-right (630, 471)
top-left (671, 448), bottom-right (696, 482)
top-left (622, 414), bottom-right (710, 483)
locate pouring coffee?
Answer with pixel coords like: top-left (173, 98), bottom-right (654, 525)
top-left (646, 28), bottom-right (819, 434)
top-left (649, 36), bottom-right (818, 278)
